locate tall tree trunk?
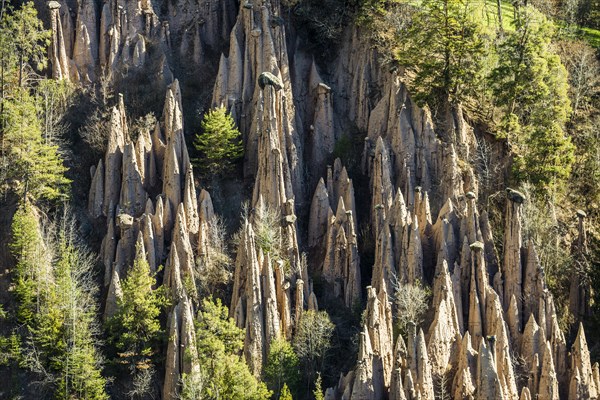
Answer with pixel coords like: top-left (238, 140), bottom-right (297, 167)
top-left (497, 0), bottom-right (504, 31)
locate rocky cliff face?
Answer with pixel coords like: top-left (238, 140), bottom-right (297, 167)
top-left (90, 80), bottom-right (206, 397)
top-left (73, 0), bottom-right (596, 398)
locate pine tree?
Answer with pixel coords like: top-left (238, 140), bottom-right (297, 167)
top-left (193, 106), bottom-right (243, 175)
top-left (490, 5), bottom-right (574, 193)
top-left (2, 89), bottom-right (71, 202)
top-left (0, 2), bottom-right (50, 87)
top-left (9, 202), bottom-right (64, 386)
top-left (313, 374), bottom-right (324, 400)
top-left (180, 297), bottom-right (271, 400)
top-left (280, 383), bottom-right (293, 400)
top-left (108, 242), bottom-right (165, 369)
top-left (0, 3), bottom-right (70, 203)
top-left (9, 201), bottom-right (47, 326)
top-left (396, 0), bottom-right (488, 107)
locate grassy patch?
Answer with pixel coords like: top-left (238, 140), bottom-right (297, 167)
top-left (580, 26), bottom-right (600, 48)
top-left (479, 0), bottom-right (600, 48)
top-left (480, 0), bottom-right (515, 31)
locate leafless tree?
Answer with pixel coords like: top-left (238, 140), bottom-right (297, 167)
top-left (392, 276), bottom-right (431, 337)
top-left (294, 310), bottom-right (335, 394)
top-left (178, 370), bottom-right (208, 400)
top-left (197, 215), bottom-right (233, 296)
top-left (474, 135), bottom-right (503, 198)
top-left (79, 72), bottom-right (114, 154)
top-left (556, 40), bottom-right (600, 115)
top-left (433, 368), bottom-right (452, 400)
top-left (128, 367), bottom-right (157, 400)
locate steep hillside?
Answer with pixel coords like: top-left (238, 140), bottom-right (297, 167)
top-left (0, 0), bottom-right (599, 399)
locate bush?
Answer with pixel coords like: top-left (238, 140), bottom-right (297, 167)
top-left (235, 201), bottom-right (286, 266)
top-left (279, 383), bottom-right (293, 400)
top-left (254, 201), bottom-right (284, 260)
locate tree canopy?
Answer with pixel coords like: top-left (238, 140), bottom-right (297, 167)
top-left (9, 204), bottom-right (107, 399)
top-left (490, 6), bottom-right (574, 192)
top-left (193, 106), bottom-right (243, 175)
top-left (108, 242), bottom-right (166, 371)
top-left (0, 2), bottom-right (70, 204)
top-left (395, 0), bottom-right (488, 107)
top-left (180, 297), bottom-right (271, 400)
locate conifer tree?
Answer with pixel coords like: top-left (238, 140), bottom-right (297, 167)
top-left (396, 0), bottom-right (487, 107)
top-left (279, 383), bottom-right (293, 400)
top-left (313, 374), bottom-right (324, 400)
top-left (0, 3), bottom-right (70, 203)
top-left (193, 106), bottom-right (243, 175)
top-left (490, 6), bottom-right (574, 193)
top-left (9, 201), bottom-right (47, 326)
top-left (108, 242), bottom-right (165, 369)
top-left (2, 88), bottom-right (71, 202)
top-left (180, 297), bottom-right (271, 400)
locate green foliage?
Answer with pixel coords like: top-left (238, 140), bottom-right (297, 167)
top-left (511, 122), bottom-right (575, 190)
top-left (180, 297), bottom-right (271, 400)
top-left (0, 3), bottom-right (70, 204)
top-left (491, 8), bottom-right (570, 123)
top-left (367, 1), bottom-right (576, 196)
top-left (10, 206), bottom-right (107, 398)
top-left (193, 106), bottom-right (243, 175)
top-left (108, 242), bottom-right (166, 369)
top-left (1, 87), bottom-right (71, 202)
top-left (395, 0), bottom-right (488, 106)
top-left (264, 338), bottom-right (300, 398)
top-left (313, 373), bottom-right (324, 400)
top-left (490, 6), bottom-right (574, 193)
top-left (0, 2), bottom-right (50, 84)
top-left (0, 333), bottom-right (22, 367)
top-left (332, 133), bottom-right (363, 173)
top-left (10, 202), bottom-right (45, 326)
top-left (279, 383), bottom-right (293, 400)
top-left (579, 26), bottom-right (600, 47)
top-left (195, 296), bottom-right (244, 358)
